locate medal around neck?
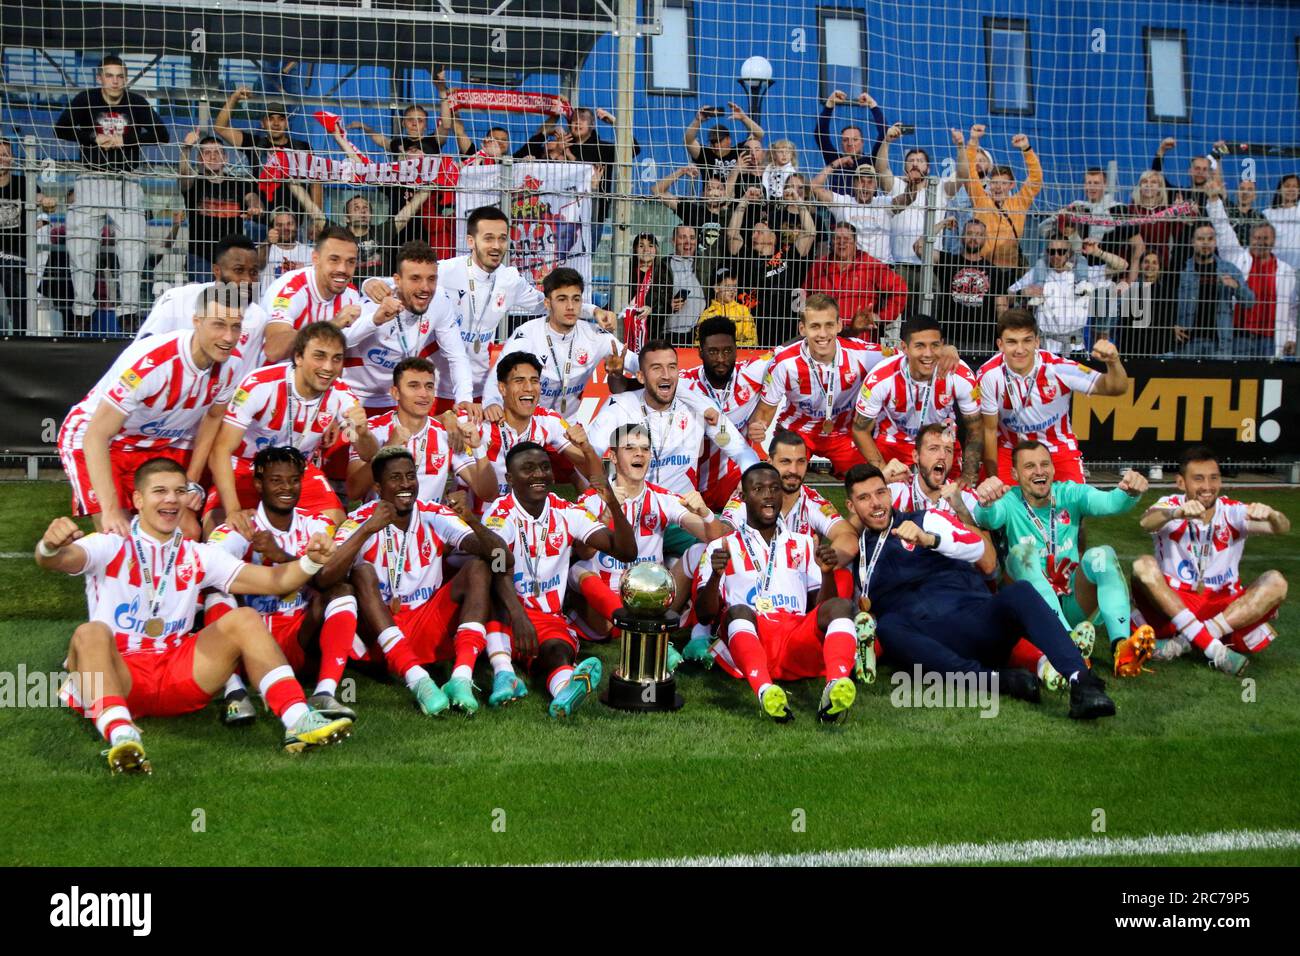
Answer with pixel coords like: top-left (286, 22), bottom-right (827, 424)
top-left (603, 562), bottom-right (685, 712)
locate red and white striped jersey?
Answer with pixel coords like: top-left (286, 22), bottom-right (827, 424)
top-left (1149, 494), bottom-right (1251, 594)
top-left (855, 354), bottom-right (981, 446)
top-left (721, 484), bottom-right (844, 539)
top-left (695, 527), bottom-right (821, 617)
top-left (224, 362), bottom-right (361, 461)
top-left (451, 409), bottom-right (574, 514)
top-left (760, 338), bottom-right (888, 437)
top-left (72, 529), bottom-right (245, 654)
top-left (481, 492), bottom-right (604, 614)
top-left (977, 350), bottom-right (1100, 454)
top-left (333, 499), bottom-right (472, 611)
top-left (207, 504), bottom-right (334, 619)
top-left (680, 355), bottom-right (771, 494)
top-left (573, 482), bottom-right (692, 590)
top-left (888, 478), bottom-right (979, 517)
top-left (59, 330), bottom-right (238, 453)
top-left (351, 411), bottom-right (453, 503)
top-left (261, 266), bottom-right (363, 331)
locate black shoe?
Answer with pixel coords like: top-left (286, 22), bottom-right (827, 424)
top-left (1069, 669), bottom-right (1116, 720)
top-left (220, 692), bottom-right (256, 726)
top-left (998, 668), bottom-right (1041, 704)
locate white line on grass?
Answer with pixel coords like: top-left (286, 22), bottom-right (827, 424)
top-left (554, 828), bottom-right (1300, 867)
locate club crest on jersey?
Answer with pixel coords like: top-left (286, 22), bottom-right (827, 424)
top-left (429, 454), bottom-right (446, 472)
top-left (495, 293), bottom-right (507, 309)
top-left (1057, 509), bottom-right (1071, 525)
top-left (1214, 524), bottom-right (1232, 550)
top-left (1041, 381), bottom-right (1057, 400)
top-left (734, 384), bottom-right (751, 405)
top-left (175, 561), bottom-right (195, 588)
top-left (419, 319), bottom-right (431, 336)
top-left (316, 410), bottom-right (333, 430)
top-left (641, 510), bottom-right (659, 533)
top-left (575, 348), bottom-right (589, 366)
top-left (899, 539), bottom-right (917, 551)
top-left (420, 537), bottom-right (433, 560)
top-left (547, 530), bottom-right (566, 552)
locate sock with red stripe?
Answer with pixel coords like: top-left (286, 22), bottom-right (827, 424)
top-left (315, 596), bottom-right (357, 696)
top-left (258, 665), bottom-right (309, 728)
top-left (547, 666), bottom-right (574, 698)
top-left (376, 625), bottom-right (428, 685)
top-left (579, 574), bottom-right (623, 623)
top-left (1006, 638), bottom-right (1045, 673)
top-left (833, 568), bottom-right (854, 600)
top-left (726, 619), bottom-right (771, 696)
top-left (451, 622), bottom-right (488, 681)
top-left (822, 617), bottom-right (856, 681)
top-left (1172, 609), bottom-right (1215, 652)
top-left (91, 695), bottom-right (136, 746)
top-left (204, 593), bottom-right (237, 626)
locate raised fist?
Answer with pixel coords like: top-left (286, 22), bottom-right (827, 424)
top-left (1117, 469), bottom-right (1149, 496)
top-left (975, 476), bottom-right (1008, 505)
top-left (40, 516), bottom-right (84, 553)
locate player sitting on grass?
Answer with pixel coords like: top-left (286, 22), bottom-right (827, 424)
top-left (973, 440), bottom-right (1157, 681)
top-left (482, 438), bottom-right (637, 717)
top-left (845, 462), bottom-right (1115, 720)
top-left (569, 423), bottom-right (728, 664)
top-left (205, 445), bottom-right (361, 724)
top-left (38, 456), bottom-right (353, 775)
top-left (318, 447), bottom-right (508, 716)
top-left (694, 462), bottom-right (859, 724)
top-left (1133, 445), bottom-right (1290, 676)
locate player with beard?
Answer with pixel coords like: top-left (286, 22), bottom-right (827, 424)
top-left (319, 447), bottom-right (507, 716)
top-left (569, 423), bottom-right (728, 656)
top-left (1134, 445), bottom-right (1291, 675)
top-left (482, 440), bottom-right (637, 717)
top-left (679, 315), bottom-right (772, 510)
top-left (205, 445), bottom-right (360, 723)
top-left (39, 456), bottom-right (353, 775)
top-left (973, 441), bottom-right (1155, 679)
top-left (845, 462), bottom-right (1115, 719)
top-left (261, 225), bottom-right (365, 362)
top-left (694, 463), bottom-right (858, 723)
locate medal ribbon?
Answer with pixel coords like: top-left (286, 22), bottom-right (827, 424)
top-left (802, 341), bottom-right (839, 425)
top-left (641, 400), bottom-right (676, 485)
top-left (738, 526), bottom-right (783, 598)
top-left (1021, 493), bottom-right (1058, 559)
top-left (130, 517), bottom-right (182, 628)
top-left (465, 257), bottom-right (500, 346)
top-left (513, 500), bottom-right (549, 597)
top-left (857, 517), bottom-right (893, 603)
top-left (383, 519), bottom-right (415, 604)
top-left (1186, 514), bottom-right (1213, 589)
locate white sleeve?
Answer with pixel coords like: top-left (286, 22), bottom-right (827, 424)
top-left (586, 399), bottom-right (626, 456)
top-left (343, 305), bottom-right (379, 346)
top-left (855, 378), bottom-right (886, 420)
top-left (1008, 268), bottom-right (1036, 293)
top-left (136, 289), bottom-right (182, 339)
top-left (433, 298), bottom-right (473, 404)
top-left (205, 525), bottom-right (251, 560)
top-left (922, 509), bottom-right (986, 564)
top-left (428, 508), bottom-right (474, 550)
top-left (194, 542), bottom-right (248, 594)
top-left (978, 371), bottom-right (1000, 416)
top-left (1207, 199), bottom-right (1246, 260)
top-left (67, 532), bottom-right (121, 577)
top-left (955, 374), bottom-right (981, 416)
top-left (511, 277), bottom-right (548, 316)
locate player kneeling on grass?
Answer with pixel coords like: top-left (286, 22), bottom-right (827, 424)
top-left (205, 445), bottom-right (361, 724)
top-left (317, 446), bottom-right (508, 716)
top-left (569, 422), bottom-right (729, 668)
top-left (482, 438), bottom-right (637, 717)
top-left (972, 440), bottom-right (1156, 682)
top-left (845, 462), bottom-right (1115, 720)
top-left (37, 457), bottom-right (353, 775)
top-left (1133, 445), bottom-right (1290, 676)
top-left (694, 462), bottom-right (858, 724)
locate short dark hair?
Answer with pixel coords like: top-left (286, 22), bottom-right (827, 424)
top-left (253, 445), bottom-right (306, 482)
top-left (402, 104), bottom-right (429, 118)
top-left (395, 240), bottom-right (438, 271)
top-left (467, 205), bottom-right (508, 235)
top-left (768, 427), bottom-right (806, 458)
top-left (996, 308), bottom-right (1039, 339)
top-left (741, 461), bottom-right (780, 490)
top-left (991, 165), bottom-right (1015, 180)
top-left (194, 282), bottom-right (248, 317)
top-left (1085, 167), bottom-right (1106, 177)
top-left (900, 313), bottom-right (943, 343)
top-left (498, 351), bottom-right (543, 382)
top-left (315, 223), bottom-right (358, 251)
top-left (213, 234), bottom-right (258, 266)
top-left (843, 462), bottom-right (885, 496)
top-left (803, 292), bottom-right (839, 316)
top-left (905, 147), bottom-right (931, 163)
top-left (133, 455), bottom-right (185, 488)
top-left (915, 422), bottom-right (950, 448)
top-left (371, 445), bottom-right (415, 483)
top-left (505, 440), bottom-right (547, 474)
top-left (393, 356), bottom-right (435, 386)
top-left (292, 321), bottom-right (347, 361)
top-left (99, 54), bottom-right (125, 71)
top-left (609, 422), bottom-right (649, 449)
top-left (638, 337), bottom-right (676, 366)
top-left (697, 315), bottom-right (737, 345)
top-left (543, 267), bottom-right (584, 297)
top-left (344, 193), bottom-right (370, 212)
top-left (1011, 439), bottom-right (1049, 465)
top-left (1179, 444), bottom-right (1219, 476)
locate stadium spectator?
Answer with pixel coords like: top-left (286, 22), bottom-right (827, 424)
top-left (348, 102), bottom-right (444, 156)
top-left (1125, 252), bottom-right (1181, 358)
top-left (652, 166), bottom-right (732, 285)
top-left (915, 217), bottom-right (1012, 360)
top-left (624, 232), bottom-right (673, 343)
top-left (699, 268), bottom-right (756, 346)
top-left (258, 208), bottom-right (312, 285)
top-left (214, 88), bottom-right (326, 230)
top-left (1054, 167), bottom-right (1126, 243)
top-left (178, 131), bottom-right (252, 282)
top-left (1175, 223), bottom-right (1253, 358)
top-left (662, 225), bottom-right (706, 346)
top-left (1206, 183), bottom-right (1298, 358)
top-left (1150, 137), bottom-right (1215, 216)
top-left (1126, 170), bottom-right (1189, 270)
top-left (1264, 174), bottom-right (1300, 270)
top-left (684, 103), bottom-right (763, 183)
top-left (944, 127), bottom-right (995, 255)
top-left (54, 54), bottom-right (170, 332)
top-left (877, 123), bottom-right (943, 296)
top-left (962, 125), bottom-right (1042, 269)
top-left (0, 138), bottom-right (57, 334)
top-left (449, 109), bottom-right (511, 161)
top-left (760, 140), bottom-right (799, 200)
top-left (340, 194), bottom-right (399, 278)
top-left (809, 161), bottom-right (901, 263)
top-left (1226, 178), bottom-right (1268, 248)
top-left (1009, 237), bottom-right (1128, 356)
top-left (727, 196), bottom-right (815, 342)
top-left (806, 221), bottom-right (907, 344)
top-left (814, 90), bottom-right (885, 195)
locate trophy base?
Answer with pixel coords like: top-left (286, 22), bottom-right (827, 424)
top-left (601, 673), bottom-right (685, 712)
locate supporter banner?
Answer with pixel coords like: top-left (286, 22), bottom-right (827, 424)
top-left (445, 89), bottom-right (573, 119)
top-left (1071, 359), bottom-right (1300, 460)
top-left (0, 340), bottom-right (124, 454)
top-left (258, 149), bottom-right (452, 196)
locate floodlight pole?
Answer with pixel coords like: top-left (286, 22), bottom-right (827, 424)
top-left (610, 0), bottom-right (638, 321)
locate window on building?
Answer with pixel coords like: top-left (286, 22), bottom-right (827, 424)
top-left (984, 17), bottom-right (1033, 116)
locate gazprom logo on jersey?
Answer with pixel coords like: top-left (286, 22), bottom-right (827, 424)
top-left (387, 585), bottom-right (434, 607)
top-left (654, 453), bottom-right (692, 469)
top-left (598, 553), bottom-right (653, 571)
top-left (113, 597), bottom-right (184, 635)
top-left (1004, 412), bottom-right (1064, 433)
top-left (366, 347), bottom-right (400, 371)
top-left (1176, 559), bottom-right (1232, 589)
top-left (515, 570), bottom-right (562, 596)
top-left (139, 419), bottom-right (192, 440)
top-left (744, 585), bottom-right (799, 613)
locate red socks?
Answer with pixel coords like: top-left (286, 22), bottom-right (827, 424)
top-left (727, 620), bottom-right (771, 694)
top-left (823, 617), bottom-right (856, 681)
top-left (317, 596), bottom-right (357, 687)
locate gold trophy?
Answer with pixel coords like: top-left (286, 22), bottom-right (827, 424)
top-left (602, 563), bottom-right (686, 711)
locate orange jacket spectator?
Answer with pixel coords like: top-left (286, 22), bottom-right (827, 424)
top-left (965, 136), bottom-right (1042, 268)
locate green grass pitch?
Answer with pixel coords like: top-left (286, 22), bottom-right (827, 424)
top-left (0, 480), bottom-right (1297, 866)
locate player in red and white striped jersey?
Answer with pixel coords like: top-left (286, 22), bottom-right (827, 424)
top-left (346, 357), bottom-right (453, 504)
top-left (852, 314), bottom-right (981, 485)
top-left (206, 322), bottom-right (379, 534)
top-left (205, 446), bottom-right (360, 724)
top-left (58, 289), bottom-right (244, 537)
top-left (37, 456), bottom-right (352, 775)
top-left (319, 446), bottom-right (507, 716)
top-left (451, 353), bottom-right (598, 515)
top-left (977, 309), bottom-right (1128, 484)
top-left (694, 462), bottom-right (859, 723)
top-left (481, 439), bottom-right (637, 717)
top-left (259, 225), bottom-right (365, 363)
top-left (747, 294), bottom-right (889, 477)
top-left (680, 315), bottom-right (773, 510)
top-left (1133, 445), bottom-right (1291, 675)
